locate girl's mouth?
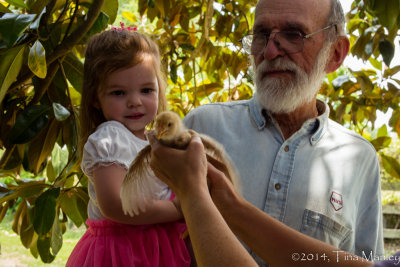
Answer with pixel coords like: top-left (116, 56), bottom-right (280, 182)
top-left (126, 113), bottom-right (144, 120)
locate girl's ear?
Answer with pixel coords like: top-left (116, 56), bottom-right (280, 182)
top-left (92, 96), bottom-right (101, 110)
top-left (325, 36), bottom-right (350, 74)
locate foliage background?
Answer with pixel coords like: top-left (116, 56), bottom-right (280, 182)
top-left (0, 0), bottom-right (400, 263)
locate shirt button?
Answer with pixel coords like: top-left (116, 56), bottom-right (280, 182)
top-left (275, 183), bottom-right (281, 190)
top-left (284, 146), bottom-right (289, 152)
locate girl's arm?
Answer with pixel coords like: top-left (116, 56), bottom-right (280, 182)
top-left (93, 165), bottom-right (181, 225)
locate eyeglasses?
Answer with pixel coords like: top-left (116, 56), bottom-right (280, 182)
top-left (241, 24), bottom-right (337, 55)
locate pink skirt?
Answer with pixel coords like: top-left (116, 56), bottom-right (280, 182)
top-left (66, 219), bottom-right (191, 267)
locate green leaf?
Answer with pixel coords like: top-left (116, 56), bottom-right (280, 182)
top-left (0, 45), bottom-right (26, 105)
top-left (30, 7), bottom-right (47, 30)
top-left (377, 0), bottom-right (399, 30)
top-left (28, 40), bottom-right (47, 79)
top-left (37, 235), bottom-right (55, 263)
top-left (184, 64), bottom-right (192, 82)
top-left (9, 105), bottom-right (51, 144)
top-left (28, 118), bottom-right (61, 174)
top-left (0, 181), bottom-right (47, 203)
top-left (0, 13), bottom-right (36, 47)
top-left (33, 188), bottom-right (60, 235)
top-left (101, 0), bottom-right (118, 24)
top-left (51, 210), bottom-right (63, 255)
top-left (4, 0), bottom-right (28, 9)
top-left (62, 53), bottom-right (84, 93)
top-left (84, 12), bottom-right (109, 42)
top-left (53, 103), bottom-right (71, 121)
top-left (381, 154), bottom-right (400, 180)
top-left (170, 63), bottom-right (178, 84)
top-left (46, 160), bottom-right (56, 182)
top-left (379, 38), bottom-right (395, 66)
top-left (180, 43), bottom-right (195, 51)
top-left (371, 136), bottom-right (392, 151)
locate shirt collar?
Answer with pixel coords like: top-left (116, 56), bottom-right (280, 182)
top-left (249, 95), bottom-right (329, 145)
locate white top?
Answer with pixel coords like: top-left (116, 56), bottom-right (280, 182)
top-left (81, 120), bottom-right (171, 220)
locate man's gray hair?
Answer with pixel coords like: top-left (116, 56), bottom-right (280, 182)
top-left (326, 0), bottom-right (346, 41)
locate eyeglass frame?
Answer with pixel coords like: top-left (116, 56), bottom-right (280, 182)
top-left (240, 24), bottom-right (338, 55)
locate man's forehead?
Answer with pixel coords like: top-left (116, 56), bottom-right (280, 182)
top-left (254, 0), bottom-right (330, 31)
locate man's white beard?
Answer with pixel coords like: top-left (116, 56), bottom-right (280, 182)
top-left (253, 44), bottom-right (331, 114)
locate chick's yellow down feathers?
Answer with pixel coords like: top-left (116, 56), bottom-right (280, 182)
top-left (120, 111), bottom-right (241, 217)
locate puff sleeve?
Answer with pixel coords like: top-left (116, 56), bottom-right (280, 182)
top-left (81, 121), bottom-right (146, 179)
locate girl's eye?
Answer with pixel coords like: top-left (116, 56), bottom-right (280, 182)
top-left (141, 88), bottom-right (154, 94)
top-left (110, 90), bottom-right (125, 96)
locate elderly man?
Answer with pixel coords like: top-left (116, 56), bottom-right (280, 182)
top-left (183, 0), bottom-right (384, 265)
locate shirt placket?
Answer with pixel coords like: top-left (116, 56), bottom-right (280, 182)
top-left (263, 137), bottom-right (302, 222)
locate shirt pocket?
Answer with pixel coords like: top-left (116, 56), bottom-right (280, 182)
top-left (300, 209), bottom-right (352, 249)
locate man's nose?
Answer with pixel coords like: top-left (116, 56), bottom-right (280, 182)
top-left (262, 33), bottom-right (285, 61)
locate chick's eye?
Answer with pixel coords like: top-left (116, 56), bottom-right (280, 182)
top-left (167, 122), bottom-right (172, 127)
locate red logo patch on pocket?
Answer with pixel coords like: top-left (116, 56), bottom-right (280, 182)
top-left (330, 191), bottom-right (343, 211)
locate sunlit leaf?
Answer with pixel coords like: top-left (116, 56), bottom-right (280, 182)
top-left (51, 143), bottom-right (69, 178)
top-left (59, 190), bottom-right (85, 227)
top-left (0, 3), bottom-right (11, 12)
top-left (28, 40), bottom-right (47, 79)
top-left (9, 105), bottom-right (51, 144)
top-left (33, 188), bottom-right (60, 235)
top-left (0, 45), bottom-right (26, 105)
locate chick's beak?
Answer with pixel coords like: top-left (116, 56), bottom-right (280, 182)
top-left (156, 128), bottom-right (168, 139)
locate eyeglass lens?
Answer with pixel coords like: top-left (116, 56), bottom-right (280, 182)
top-left (250, 32), bottom-right (304, 55)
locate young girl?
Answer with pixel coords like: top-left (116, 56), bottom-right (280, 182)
top-left (66, 28), bottom-right (190, 267)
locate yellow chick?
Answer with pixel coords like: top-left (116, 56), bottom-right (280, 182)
top-left (120, 111), bottom-right (240, 217)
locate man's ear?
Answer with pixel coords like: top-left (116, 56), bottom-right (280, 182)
top-left (325, 36), bottom-right (350, 73)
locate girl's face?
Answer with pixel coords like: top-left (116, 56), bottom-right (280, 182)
top-left (95, 55), bottom-right (159, 140)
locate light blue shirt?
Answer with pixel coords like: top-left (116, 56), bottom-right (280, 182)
top-left (184, 96), bottom-right (384, 265)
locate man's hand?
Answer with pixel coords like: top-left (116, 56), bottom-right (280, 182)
top-left (148, 133), bottom-right (209, 200)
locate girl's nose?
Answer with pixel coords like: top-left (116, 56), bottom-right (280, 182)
top-left (128, 94), bottom-right (142, 107)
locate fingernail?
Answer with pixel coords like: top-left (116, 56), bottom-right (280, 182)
top-left (192, 135), bottom-right (202, 144)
